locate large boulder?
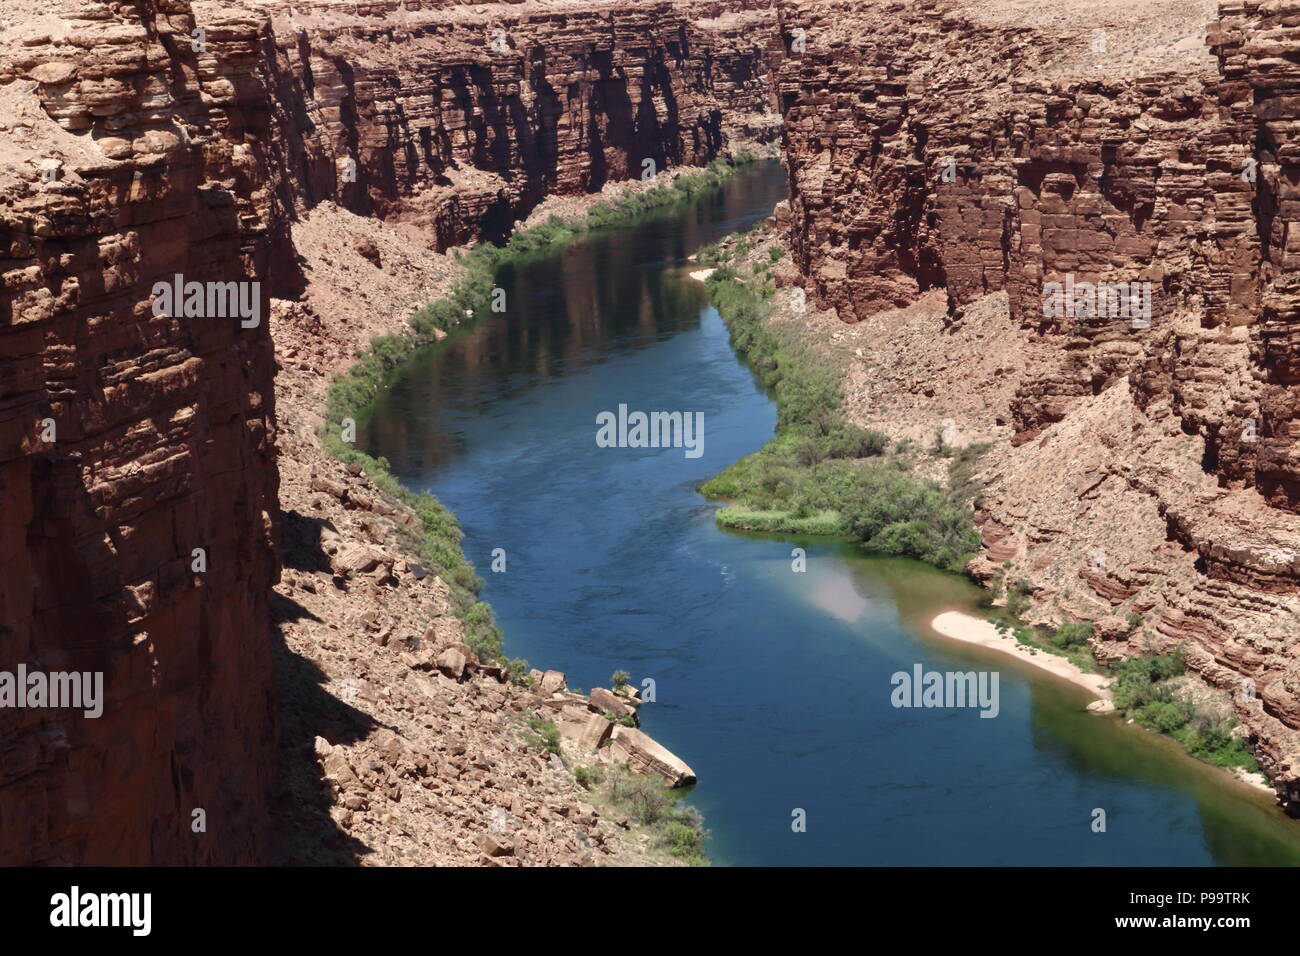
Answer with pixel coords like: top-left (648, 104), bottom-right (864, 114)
top-left (588, 687), bottom-right (635, 719)
top-left (539, 670), bottom-right (567, 695)
top-left (578, 715), bottom-right (614, 752)
top-left (330, 543), bottom-right (387, 576)
top-left (557, 713), bottom-right (612, 753)
top-left (607, 727), bottom-right (696, 788)
top-left (436, 647), bottom-right (468, 680)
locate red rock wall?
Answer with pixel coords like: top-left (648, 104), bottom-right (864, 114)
top-left (0, 0), bottom-right (777, 863)
top-left (0, 1), bottom-right (282, 864)
top-left (221, 0), bottom-right (778, 250)
top-left (772, 0), bottom-right (1300, 807)
top-left (770, 0), bottom-right (1280, 494)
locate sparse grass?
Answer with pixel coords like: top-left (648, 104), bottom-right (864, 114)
top-left (568, 763), bottom-right (709, 865)
top-left (602, 766), bottom-right (709, 865)
top-left (524, 717), bottom-right (562, 755)
top-left (990, 617), bottom-right (1098, 673)
top-left (714, 505), bottom-right (846, 536)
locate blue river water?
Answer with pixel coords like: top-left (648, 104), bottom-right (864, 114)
top-left (361, 161), bottom-right (1300, 865)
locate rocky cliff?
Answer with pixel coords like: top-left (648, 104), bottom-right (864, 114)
top-left (0, 0), bottom-right (777, 864)
top-left (205, 0), bottom-right (778, 250)
top-left (771, 0), bottom-right (1300, 808)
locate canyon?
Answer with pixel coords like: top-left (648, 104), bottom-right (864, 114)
top-left (770, 0), bottom-right (1300, 809)
top-left (0, 0), bottom-right (774, 864)
top-left (4, 0), bottom-right (1300, 868)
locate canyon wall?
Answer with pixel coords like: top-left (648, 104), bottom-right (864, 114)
top-left (206, 0), bottom-right (778, 251)
top-left (772, 0), bottom-right (1300, 807)
top-left (0, 0), bottom-right (777, 864)
top-left (0, 0), bottom-right (284, 864)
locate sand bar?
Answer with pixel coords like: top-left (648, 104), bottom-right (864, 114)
top-left (929, 611), bottom-right (1111, 700)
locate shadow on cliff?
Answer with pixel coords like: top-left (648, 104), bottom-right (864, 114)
top-left (280, 508), bottom-right (335, 575)
top-left (269, 588), bottom-right (376, 865)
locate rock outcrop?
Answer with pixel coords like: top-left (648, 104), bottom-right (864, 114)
top-left (205, 0), bottom-right (779, 250)
top-left (0, 0), bottom-right (778, 864)
top-left (770, 0), bottom-right (1300, 808)
top-left (0, 0), bottom-right (284, 865)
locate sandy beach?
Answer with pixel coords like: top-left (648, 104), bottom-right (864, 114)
top-left (929, 611), bottom-right (1112, 701)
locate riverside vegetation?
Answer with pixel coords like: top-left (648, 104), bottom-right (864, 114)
top-left (320, 153), bottom-right (761, 668)
top-left (318, 157), bottom-right (762, 864)
top-left (698, 232), bottom-right (981, 573)
top-left (703, 229), bottom-right (1263, 781)
top-left (991, 589), bottom-right (1257, 772)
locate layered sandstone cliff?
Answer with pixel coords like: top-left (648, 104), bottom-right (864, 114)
top-left (201, 0), bottom-right (777, 250)
top-left (0, 0), bottom-right (777, 864)
top-left (771, 0), bottom-right (1300, 807)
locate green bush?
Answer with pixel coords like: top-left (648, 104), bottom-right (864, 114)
top-left (661, 821), bottom-right (705, 859)
top-left (1135, 697), bottom-right (1194, 734)
top-left (573, 765), bottom-right (603, 790)
top-left (1051, 621), bottom-right (1094, 650)
top-left (525, 717), bottom-right (561, 755)
top-left (1004, 580), bottom-right (1031, 618)
top-left (608, 770), bottom-right (675, 826)
top-left (1109, 650), bottom-right (1187, 710)
top-left (601, 768), bottom-right (709, 865)
top-left (699, 260), bottom-right (981, 572)
top-left (1177, 716), bottom-right (1258, 770)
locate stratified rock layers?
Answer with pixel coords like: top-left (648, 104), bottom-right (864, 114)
top-left (0, 0), bottom-right (776, 864)
top-left (772, 0), bottom-right (1300, 807)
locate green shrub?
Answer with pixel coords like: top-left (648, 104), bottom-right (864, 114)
top-left (699, 259), bottom-right (981, 572)
top-left (1051, 621), bottom-right (1094, 650)
top-left (504, 658), bottom-right (533, 686)
top-left (1135, 696), bottom-right (1194, 734)
top-left (661, 821), bottom-right (705, 859)
top-left (573, 765), bottom-right (603, 790)
top-left (607, 770), bottom-right (675, 826)
top-left (1004, 580), bottom-right (1031, 619)
top-left (525, 717), bottom-right (561, 755)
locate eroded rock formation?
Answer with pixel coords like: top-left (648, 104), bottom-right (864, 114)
top-left (0, 0), bottom-right (777, 864)
top-left (771, 0), bottom-right (1300, 807)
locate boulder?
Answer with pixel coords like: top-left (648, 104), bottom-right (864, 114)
top-left (539, 670), bottom-right (566, 695)
top-left (588, 687), bottom-right (634, 718)
top-left (436, 647), bottom-right (467, 680)
top-left (608, 727), bottom-right (696, 788)
top-left (476, 833), bottom-right (513, 857)
top-left (331, 543), bottom-right (387, 576)
top-left (577, 715), bottom-right (613, 752)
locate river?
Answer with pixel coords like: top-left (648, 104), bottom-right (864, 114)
top-left (360, 160), bottom-right (1300, 866)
